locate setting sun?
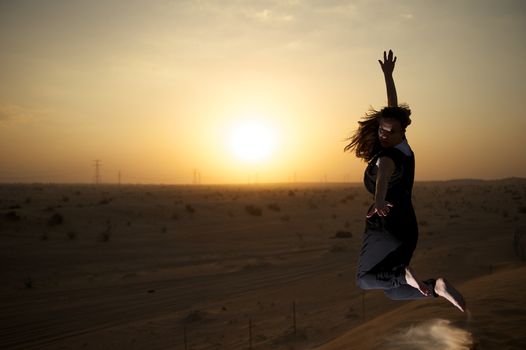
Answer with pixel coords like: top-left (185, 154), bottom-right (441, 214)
top-left (228, 119), bottom-right (278, 164)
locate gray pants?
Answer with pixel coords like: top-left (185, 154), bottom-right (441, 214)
top-left (356, 233), bottom-right (437, 300)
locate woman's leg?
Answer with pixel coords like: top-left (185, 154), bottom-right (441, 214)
top-left (356, 245), bottom-right (410, 291)
top-left (383, 279), bottom-right (436, 300)
top-left (357, 240), bottom-right (436, 299)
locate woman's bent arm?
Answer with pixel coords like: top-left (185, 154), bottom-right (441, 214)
top-left (367, 157), bottom-right (395, 218)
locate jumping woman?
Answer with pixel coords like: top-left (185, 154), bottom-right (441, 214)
top-left (345, 50), bottom-right (466, 312)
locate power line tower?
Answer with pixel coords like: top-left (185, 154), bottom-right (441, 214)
top-left (93, 160), bottom-right (101, 184)
top-left (193, 168), bottom-right (201, 185)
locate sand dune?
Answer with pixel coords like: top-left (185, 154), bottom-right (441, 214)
top-left (1, 180), bottom-right (525, 349)
top-left (314, 265), bottom-right (526, 350)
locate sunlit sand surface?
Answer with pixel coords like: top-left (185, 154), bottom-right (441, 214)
top-left (384, 319), bottom-right (473, 350)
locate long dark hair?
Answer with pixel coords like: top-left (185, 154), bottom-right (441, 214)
top-left (344, 105), bottom-right (411, 161)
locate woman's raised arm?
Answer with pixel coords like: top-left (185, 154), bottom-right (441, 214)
top-left (378, 50), bottom-right (398, 107)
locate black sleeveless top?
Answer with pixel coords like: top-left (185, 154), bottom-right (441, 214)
top-left (364, 146), bottom-right (415, 206)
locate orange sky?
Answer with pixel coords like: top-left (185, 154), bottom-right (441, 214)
top-left (1, 1), bottom-right (525, 184)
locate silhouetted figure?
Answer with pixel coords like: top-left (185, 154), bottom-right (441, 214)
top-left (345, 50), bottom-right (465, 312)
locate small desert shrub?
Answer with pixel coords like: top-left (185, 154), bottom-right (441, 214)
top-left (161, 226), bottom-right (167, 233)
top-left (171, 213), bottom-right (179, 220)
top-left (333, 230), bottom-right (352, 239)
top-left (24, 277), bottom-right (33, 289)
top-left (5, 211), bottom-right (21, 222)
top-left (67, 231), bottom-right (76, 240)
top-left (99, 198), bottom-right (112, 205)
top-left (281, 215), bottom-right (291, 222)
top-left (185, 204), bottom-right (195, 214)
top-left (518, 205), bottom-right (526, 214)
top-left (40, 233), bottom-right (48, 241)
top-left (330, 243), bottom-right (348, 253)
top-left (100, 231), bottom-right (110, 242)
top-left (246, 205), bottom-right (262, 216)
top-left (48, 213), bottom-right (63, 226)
top-left (345, 307), bottom-right (360, 319)
top-left (308, 202), bottom-right (318, 210)
top-left (341, 194), bottom-right (356, 203)
top-left (288, 190), bottom-right (295, 197)
top-left (182, 310), bottom-right (208, 323)
top-left (100, 221), bottom-right (111, 242)
top-left (267, 203), bottom-right (281, 212)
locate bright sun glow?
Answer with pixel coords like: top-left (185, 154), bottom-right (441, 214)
top-left (228, 119), bottom-right (278, 164)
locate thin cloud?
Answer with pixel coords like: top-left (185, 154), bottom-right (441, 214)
top-left (252, 9), bottom-right (295, 23)
top-left (0, 103), bottom-right (40, 125)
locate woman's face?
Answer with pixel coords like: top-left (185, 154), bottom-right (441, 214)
top-left (378, 117), bottom-right (405, 148)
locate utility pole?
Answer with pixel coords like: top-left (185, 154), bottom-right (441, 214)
top-left (193, 168), bottom-right (201, 185)
top-left (93, 160), bottom-right (101, 184)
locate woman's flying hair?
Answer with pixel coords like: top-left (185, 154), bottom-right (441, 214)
top-left (344, 104), bottom-right (411, 161)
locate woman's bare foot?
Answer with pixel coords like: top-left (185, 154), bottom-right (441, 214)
top-left (405, 267), bottom-right (432, 296)
top-left (434, 278), bottom-right (466, 312)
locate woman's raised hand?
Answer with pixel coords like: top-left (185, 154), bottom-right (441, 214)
top-left (378, 49), bottom-right (397, 76)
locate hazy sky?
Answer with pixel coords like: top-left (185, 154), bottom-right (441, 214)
top-left (1, 0), bottom-right (525, 184)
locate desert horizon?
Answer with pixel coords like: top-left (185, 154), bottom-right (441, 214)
top-left (2, 176), bottom-right (526, 186)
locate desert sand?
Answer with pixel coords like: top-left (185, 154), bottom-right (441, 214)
top-left (1, 179), bottom-right (525, 349)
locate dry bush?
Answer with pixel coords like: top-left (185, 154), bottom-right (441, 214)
top-left (267, 203), bottom-right (281, 212)
top-left (4, 211), bottom-right (21, 222)
top-left (182, 310), bottom-right (210, 324)
top-left (47, 213), bottom-right (63, 226)
top-left (100, 221), bottom-right (111, 242)
top-left (185, 204), bottom-right (195, 214)
top-left (24, 277), bottom-right (33, 289)
top-left (245, 205), bottom-right (262, 216)
top-left (98, 198), bottom-right (112, 205)
top-left (333, 230), bottom-right (352, 239)
top-left (330, 243), bottom-right (349, 253)
top-left (308, 202), bottom-right (318, 210)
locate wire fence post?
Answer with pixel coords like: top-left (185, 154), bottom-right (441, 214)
top-left (248, 317), bottom-right (253, 349)
top-left (183, 324), bottom-right (188, 350)
top-left (292, 301), bottom-right (297, 335)
top-left (362, 291), bottom-right (366, 322)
